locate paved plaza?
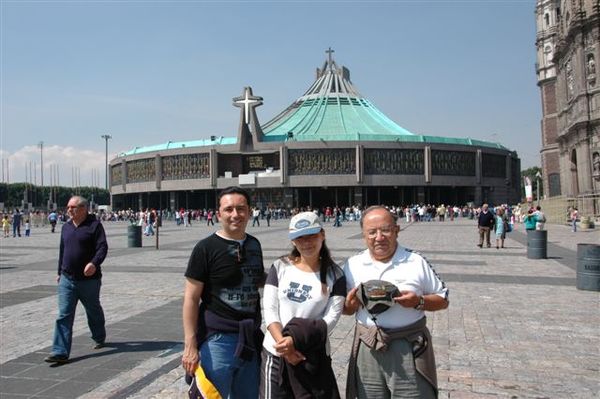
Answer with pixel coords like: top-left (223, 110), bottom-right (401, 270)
top-left (1, 216), bottom-right (598, 398)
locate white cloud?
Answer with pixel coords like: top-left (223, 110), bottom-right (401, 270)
top-left (0, 145), bottom-right (107, 187)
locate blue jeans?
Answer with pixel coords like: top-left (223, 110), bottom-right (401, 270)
top-left (199, 333), bottom-right (259, 398)
top-left (52, 274), bottom-right (105, 357)
top-left (13, 223), bottom-right (20, 237)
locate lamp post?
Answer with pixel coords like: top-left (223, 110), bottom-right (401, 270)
top-left (535, 171), bottom-right (542, 205)
top-left (101, 134), bottom-right (112, 190)
top-left (38, 141), bottom-right (44, 186)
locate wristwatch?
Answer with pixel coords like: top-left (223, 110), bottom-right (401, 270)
top-left (414, 296), bottom-right (425, 311)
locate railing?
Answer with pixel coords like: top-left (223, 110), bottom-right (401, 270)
top-left (538, 193), bottom-right (599, 225)
top-left (570, 193), bottom-right (600, 219)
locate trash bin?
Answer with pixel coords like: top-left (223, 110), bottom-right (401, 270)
top-left (527, 230), bottom-right (547, 259)
top-left (127, 225), bottom-right (142, 248)
top-left (576, 244), bottom-right (600, 291)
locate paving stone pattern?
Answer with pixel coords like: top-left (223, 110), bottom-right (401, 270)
top-left (0, 217), bottom-right (598, 398)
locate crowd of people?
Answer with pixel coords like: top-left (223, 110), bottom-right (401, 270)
top-left (1, 200), bottom-right (573, 242)
top-left (1, 208), bottom-right (66, 238)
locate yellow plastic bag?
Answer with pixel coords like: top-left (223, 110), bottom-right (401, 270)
top-left (187, 365), bottom-right (222, 399)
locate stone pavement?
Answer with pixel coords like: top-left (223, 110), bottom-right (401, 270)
top-left (1, 216), bottom-right (598, 398)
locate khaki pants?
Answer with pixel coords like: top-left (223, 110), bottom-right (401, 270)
top-left (355, 338), bottom-right (435, 399)
top-left (479, 226), bottom-right (491, 247)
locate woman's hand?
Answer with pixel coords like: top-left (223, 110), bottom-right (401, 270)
top-left (273, 336), bottom-right (296, 356)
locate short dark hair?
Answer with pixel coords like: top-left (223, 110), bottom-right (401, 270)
top-left (360, 205), bottom-right (397, 228)
top-left (217, 186), bottom-right (250, 208)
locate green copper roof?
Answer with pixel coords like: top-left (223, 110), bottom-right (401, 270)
top-left (119, 51), bottom-right (508, 156)
top-left (120, 137), bottom-right (235, 156)
top-left (258, 52), bottom-right (507, 150)
top-left (261, 53), bottom-right (417, 141)
top-left (261, 97), bottom-right (416, 141)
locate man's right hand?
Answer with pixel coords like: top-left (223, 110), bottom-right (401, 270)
top-left (56, 275), bottom-right (61, 283)
top-left (182, 344), bottom-right (199, 375)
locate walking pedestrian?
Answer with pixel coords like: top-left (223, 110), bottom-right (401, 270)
top-left (44, 196), bottom-right (108, 364)
top-left (265, 207), bottom-right (272, 227)
top-left (477, 204), bottom-right (494, 248)
top-left (571, 207), bottom-right (579, 232)
top-left (12, 208), bottom-right (22, 237)
top-left (48, 210), bottom-right (58, 233)
top-left (3, 215), bottom-right (11, 237)
top-left (252, 207), bottom-right (261, 227)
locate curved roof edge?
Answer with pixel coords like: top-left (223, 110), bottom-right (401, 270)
top-left (118, 134), bottom-right (508, 157)
top-left (262, 134), bottom-right (509, 150)
top-left (119, 137), bottom-right (236, 156)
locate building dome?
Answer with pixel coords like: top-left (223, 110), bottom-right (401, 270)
top-left (110, 49), bottom-right (520, 210)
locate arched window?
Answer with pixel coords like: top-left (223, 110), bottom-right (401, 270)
top-left (544, 13), bottom-right (550, 27)
top-left (570, 149), bottom-right (579, 195)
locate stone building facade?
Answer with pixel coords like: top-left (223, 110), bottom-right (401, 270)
top-left (536, 0), bottom-right (600, 200)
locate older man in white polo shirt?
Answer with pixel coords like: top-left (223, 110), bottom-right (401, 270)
top-left (343, 205), bottom-right (449, 399)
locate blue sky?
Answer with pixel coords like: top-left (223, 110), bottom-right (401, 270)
top-left (1, 0), bottom-right (540, 186)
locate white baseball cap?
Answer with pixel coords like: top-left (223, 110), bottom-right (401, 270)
top-left (289, 212), bottom-right (323, 240)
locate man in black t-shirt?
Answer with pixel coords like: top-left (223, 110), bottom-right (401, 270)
top-left (182, 186), bottom-right (264, 398)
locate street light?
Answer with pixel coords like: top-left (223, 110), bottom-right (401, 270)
top-left (101, 134), bottom-right (112, 190)
top-left (535, 171), bottom-right (542, 205)
top-left (38, 141), bottom-right (44, 186)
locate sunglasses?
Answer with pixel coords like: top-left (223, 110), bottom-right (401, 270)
top-left (227, 243), bottom-right (246, 264)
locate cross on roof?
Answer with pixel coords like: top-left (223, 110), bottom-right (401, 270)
top-left (233, 87), bottom-right (263, 125)
top-left (326, 47), bottom-right (335, 67)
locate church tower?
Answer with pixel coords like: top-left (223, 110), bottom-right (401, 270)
top-left (535, 0), bottom-right (562, 197)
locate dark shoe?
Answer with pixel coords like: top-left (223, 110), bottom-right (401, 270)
top-left (496, 246), bottom-right (499, 249)
top-left (44, 354), bottom-right (69, 364)
top-left (93, 341), bottom-right (105, 350)
top-left (477, 244), bottom-right (482, 248)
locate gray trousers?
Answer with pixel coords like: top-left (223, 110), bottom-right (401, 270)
top-left (356, 338), bottom-right (436, 399)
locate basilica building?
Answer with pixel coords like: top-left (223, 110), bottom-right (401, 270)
top-left (109, 51), bottom-right (521, 211)
top-left (536, 0), bottom-right (599, 205)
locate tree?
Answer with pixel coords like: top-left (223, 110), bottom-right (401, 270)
top-left (0, 183), bottom-right (109, 210)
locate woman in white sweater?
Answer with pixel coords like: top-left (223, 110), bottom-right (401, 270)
top-left (260, 212), bottom-right (346, 398)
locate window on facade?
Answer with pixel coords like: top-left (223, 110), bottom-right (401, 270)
top-left (548, 173), bottom-right (561, 197)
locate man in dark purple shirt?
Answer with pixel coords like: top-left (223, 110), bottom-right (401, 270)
top-left (45, 196), bottom-right (108, 364)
